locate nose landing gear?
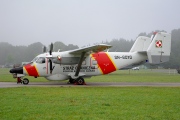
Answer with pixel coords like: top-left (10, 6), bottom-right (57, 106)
top-left (22, 78), bottom-right (29, 85)
top-left (17, 77), bottom-right (29, 85)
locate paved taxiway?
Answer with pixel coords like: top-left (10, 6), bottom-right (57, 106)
top-left (1, 82), bottom-right (180, 88)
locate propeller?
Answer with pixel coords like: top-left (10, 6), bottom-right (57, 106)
top-left (49, 43), bottom-right (53, 74)
top-left (49, 43), bottom-right (53, 55)
top-left (42, 46), bottom-right (47, 53)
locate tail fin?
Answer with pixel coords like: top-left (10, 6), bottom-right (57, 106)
top-left (147, 32), bottom-right (171, 64)
top-left (130, 36), bottom-right (151, 52)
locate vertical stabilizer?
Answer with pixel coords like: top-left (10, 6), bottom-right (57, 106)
top-left (130, 36), bottom-right (151, 52)
top-left (147, 32), bottom-right (171, 64)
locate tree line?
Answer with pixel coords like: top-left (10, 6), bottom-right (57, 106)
top-left (0, 28), bottom-right (179, 68)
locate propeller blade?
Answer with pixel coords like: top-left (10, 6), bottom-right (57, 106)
top-left (42, 46), bottom-right (47, 53)
top-left (49, 59), bottom-right (53, 74)
top-left (49, 43), bottom-right (53, 55)
top-left (48, 43), bottom-right (54, 73)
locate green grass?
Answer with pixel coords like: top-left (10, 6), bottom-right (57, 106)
top-left (0, 68), bottom-right (10, 74)
top-left (1, 68), bottom-right (180, 119)
top-left (88, 70), bottom-right (180, 83)
top-left (0, 87), bottom-right (180, 120)
top-left (0, 68), bottom-right (180, 82)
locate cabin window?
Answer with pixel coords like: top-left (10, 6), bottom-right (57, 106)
top-left (36, 57), bottom-right (45, 64)
top-left (92, 60), bottom-right (97, 65)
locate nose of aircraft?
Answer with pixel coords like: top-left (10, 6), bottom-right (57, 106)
top-left (9, 67), bottom-right (23, 74)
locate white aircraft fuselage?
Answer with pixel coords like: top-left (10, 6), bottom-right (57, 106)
top-left (23, 51), bottom-right (146, 81)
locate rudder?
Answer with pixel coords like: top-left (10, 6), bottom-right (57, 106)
top-left (147, 32), bottom-right (171, 64)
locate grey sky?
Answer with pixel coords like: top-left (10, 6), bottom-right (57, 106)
top-left (0, 0), bottom-right (180, 47)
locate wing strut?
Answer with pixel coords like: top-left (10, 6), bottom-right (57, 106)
top-left (75, 52), bottom-right (86, 77)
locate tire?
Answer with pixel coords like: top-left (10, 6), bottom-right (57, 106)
top-left (23, 78), bottom-right (29, 85)
top-left (69, 78), bottom-right (75, 84)
top-left (76, 77), bottom-right (84, 85)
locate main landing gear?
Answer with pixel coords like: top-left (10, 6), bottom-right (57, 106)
top-left (69, 77), bottom-right (86, 85)
top-left (17, 77), bottom-right (29, 85)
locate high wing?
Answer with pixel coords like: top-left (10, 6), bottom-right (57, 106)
top-left (69, 44), bottom-right (112, 55)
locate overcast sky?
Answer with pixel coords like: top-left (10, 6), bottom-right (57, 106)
top-left (0, 0), bottom-right (180, 47)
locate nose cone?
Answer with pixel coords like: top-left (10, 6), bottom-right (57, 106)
top-left (10, 67), bottom-right (23, 74)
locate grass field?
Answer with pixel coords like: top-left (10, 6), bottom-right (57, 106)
top-left (0, 68), bottom-right (180, 119)
top-left (0, 87), bottom-right (180, 120)
top-left (0, 68), bottom-right (179, 83)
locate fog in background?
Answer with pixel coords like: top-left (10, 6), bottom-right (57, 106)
top-left (0, 0), bottom-right (180, 47)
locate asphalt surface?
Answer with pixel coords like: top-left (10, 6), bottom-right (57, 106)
top-left (1, 82), bottom-right (180, 88)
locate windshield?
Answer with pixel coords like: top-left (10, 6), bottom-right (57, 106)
top-left (36, 57), bottom-right (45, 64)
top-left (31, 57), bottom-right (38, 62)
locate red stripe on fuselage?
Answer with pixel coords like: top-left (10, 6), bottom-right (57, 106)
top-left (92, 52), bottom-right (116, 74)
top-left (24, 64), bottom-right (39, 77)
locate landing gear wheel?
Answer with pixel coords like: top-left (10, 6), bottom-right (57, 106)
top-left (69, 78), bottom-right (75, 84)
top-left (76, 77), bottom-right (85, 85)
top-left (22, 78), bottom-right (29, 85)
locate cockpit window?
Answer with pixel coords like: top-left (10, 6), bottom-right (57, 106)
top-left (36, 57), bottom-right (45, 64)
top-left (31, 57), bottom-right (38, 62)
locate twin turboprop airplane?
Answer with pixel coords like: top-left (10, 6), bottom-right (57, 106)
top-left (10, 32), bottom-right (171, 85)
